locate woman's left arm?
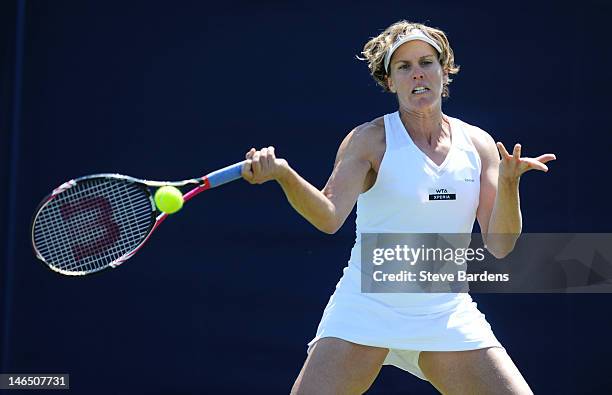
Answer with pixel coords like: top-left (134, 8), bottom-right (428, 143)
top-left (472, 130), bottom-right (556, 258)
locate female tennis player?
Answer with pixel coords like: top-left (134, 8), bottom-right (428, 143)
top-left (242, 20), bottom-right (555, 394)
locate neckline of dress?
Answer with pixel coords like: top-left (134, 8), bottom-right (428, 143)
top-left (394, 111), bottom-right (455, 172)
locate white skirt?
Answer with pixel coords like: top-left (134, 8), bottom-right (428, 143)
top-left (307, 266), bottom-right (503, 380)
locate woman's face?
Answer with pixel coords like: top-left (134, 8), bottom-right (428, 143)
top-left (386, 40), bottom-right (448, 113)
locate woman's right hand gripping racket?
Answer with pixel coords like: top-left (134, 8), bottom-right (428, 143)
top-left (31, 161), bottom-right (245, 276)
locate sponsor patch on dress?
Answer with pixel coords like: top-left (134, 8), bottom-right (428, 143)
top-left (428, 188), bottom-right (456, 200)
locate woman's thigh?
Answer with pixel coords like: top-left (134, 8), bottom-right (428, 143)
top-left (419, 347), bottom-right (533, 395)
top-left (291, 337), bottom-right (389, 395)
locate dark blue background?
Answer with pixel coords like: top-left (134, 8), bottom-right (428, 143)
top-left (2, 0), bottom-right (611, 394)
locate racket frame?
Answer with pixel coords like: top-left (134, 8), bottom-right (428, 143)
top-left (31, 162), bottom-right (243, 275)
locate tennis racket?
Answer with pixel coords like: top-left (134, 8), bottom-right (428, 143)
top-left (31, 161), bottom-right (245, 276)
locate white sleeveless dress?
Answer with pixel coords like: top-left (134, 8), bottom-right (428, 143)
top-left (307, 112), bottom-right (502, 380)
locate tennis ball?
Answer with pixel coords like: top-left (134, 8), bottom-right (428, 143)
top-left (154, 186), bottom-right (184, 214)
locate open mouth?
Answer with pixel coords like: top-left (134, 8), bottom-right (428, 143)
top-left (412, 87), bottom-right (430, 94)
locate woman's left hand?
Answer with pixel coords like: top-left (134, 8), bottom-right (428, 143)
top-left (496, 142), bottom-right (556, 181)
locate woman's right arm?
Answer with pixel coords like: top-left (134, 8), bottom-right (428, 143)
top-left (242, 124), bottom-right (376, 234)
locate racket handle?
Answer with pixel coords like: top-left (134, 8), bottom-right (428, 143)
top-left (205, 160), bottom-right (245, 188)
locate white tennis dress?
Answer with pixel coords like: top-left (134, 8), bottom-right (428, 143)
top-left (307, 112), bottom-right (502, 380)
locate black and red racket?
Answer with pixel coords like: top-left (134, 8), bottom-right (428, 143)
top-left (31, 161), bottom-right (244, 275)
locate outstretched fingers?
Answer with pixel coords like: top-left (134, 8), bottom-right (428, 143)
top-left (534, 153), bottom-right (557, 164)
top-left (512, 143), bottom-right (521, 160)
top-left (524, 153), bottom-right (556, 172)
top-left (496, 142), bottom-right (511, 159)
top-left (523, 158), bottom-right (549, 172)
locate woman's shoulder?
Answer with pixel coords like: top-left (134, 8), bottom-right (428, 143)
top-left (448, 116), bottom-right (499, 167)
top-left (335, 116), bottom-right (386, 163)
top-left (353, 115), bottom-right (385, 135)
top-left (346, 116), bottom-right (386, 153)
top-left (349, 116), bottom-right (386, 146)
top-left (449, 116), bottom-right (496, 152)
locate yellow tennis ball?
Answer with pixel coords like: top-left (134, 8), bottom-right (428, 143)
top-left (154, 186), bottom-right (184, 214)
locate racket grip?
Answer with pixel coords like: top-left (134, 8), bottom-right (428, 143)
top-left (205, 161), bottom-right (245, 188)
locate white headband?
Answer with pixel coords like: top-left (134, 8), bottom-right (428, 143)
top-left (384, 28), bottom-right (442, 73)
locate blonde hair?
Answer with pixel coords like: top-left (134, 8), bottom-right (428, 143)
top-left (359, 20), bottom-right (460, 97)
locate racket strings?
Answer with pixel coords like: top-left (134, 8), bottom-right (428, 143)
top-left (33, 178), bottom-right (154, 274)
